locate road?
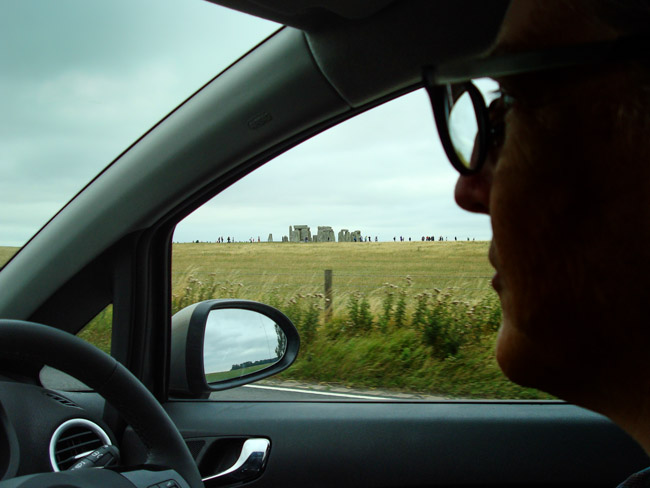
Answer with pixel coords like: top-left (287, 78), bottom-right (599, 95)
top-left (210, 380), bottom-right (446, 401)
top-left (40, 366), bottom-right (446, 401)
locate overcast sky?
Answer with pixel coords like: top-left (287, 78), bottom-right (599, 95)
top-left (204, 308), bottom-right (281, 373)
top-left (1, 0), bottom-right (491, 248)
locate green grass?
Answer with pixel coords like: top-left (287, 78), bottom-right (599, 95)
top-left (171, 241), bottom-right (494, 313)
top-left (77, 305), bottom-right (113, 354)
top-left (282, 332), bottom-right (551, 399)
top-left (0, 242), bottom-right (550, 399)
top-left (206, 363), bottom-right (271, 383)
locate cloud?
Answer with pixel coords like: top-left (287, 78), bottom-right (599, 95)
top-left (203, 308), bottom-right (281, 373)
top-left (174, 89), bottom-right (492, 243)
top-left (1, 1), bottom-right (491, 248)
top-left (0, 0), bottom-right (278, 246)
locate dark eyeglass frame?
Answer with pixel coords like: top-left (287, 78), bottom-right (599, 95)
top-left (423, 36), bottom-right (649, 176)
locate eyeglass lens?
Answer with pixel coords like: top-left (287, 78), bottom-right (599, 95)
top-left (448, 90), bottom-right (480, 170)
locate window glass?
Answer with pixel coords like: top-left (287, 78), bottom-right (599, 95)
top-left (77, 304), bottom-right (113, 355)
top-left (39, 304), bottom-right (113, 391)
top-left (172, 89), bottom-right (552, 401)
top-left (0, 248), bottom-right (18, 268)
top-left (0, 0), bottom-right (277, 251)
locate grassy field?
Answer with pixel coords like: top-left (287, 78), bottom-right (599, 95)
top-left (171, 241), bottom-right (550, 399)
top-left (0, 247), bottom-right (19, 267)
top-left (0, 242), bottom-right (551, 399)
top-left (172, 241), bottom-right (494, 314)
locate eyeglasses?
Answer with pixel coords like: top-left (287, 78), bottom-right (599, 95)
top-left (423, 36), bottom-right (649, 175)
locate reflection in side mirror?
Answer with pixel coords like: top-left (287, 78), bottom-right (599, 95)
top-left (204, 309), bottom-right (287, 384)
top-left (170, 299), bottom-right (299, 398)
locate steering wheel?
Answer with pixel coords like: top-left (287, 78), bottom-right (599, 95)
top-left (0, 320), bottom-right (203, 488)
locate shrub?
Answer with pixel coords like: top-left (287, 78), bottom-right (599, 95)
top-left (284, 293), bottom-right (321, 349)
top-left (392, 276), bottom-right (413, 328)
top-left (346, 292), bottom-right (373, 334)
top-left (377, 284), bottom-right (396, 331)
top-left (422, 297), bottom-right (464, 358)
top-left (411, 292), bottom-right (430, 329)
top-left (393, 289), bottom-right (407, 328)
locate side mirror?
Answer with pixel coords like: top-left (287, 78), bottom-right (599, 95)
top-left (170, 299), bottom-right (300, 398)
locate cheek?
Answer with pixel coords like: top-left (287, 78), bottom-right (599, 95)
top-left (489, 101), bottom-right (648, 376)
top-left (490, 115), bottom-right (559, 317)
top-left (495, 312), bottom-right (551, 388)
top-left (488, 108), bottom-right (597, 364)
top-left (489, 76), bottom-right (650, 397)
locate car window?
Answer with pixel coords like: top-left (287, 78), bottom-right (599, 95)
top-left (178, 89), bottom-right (552, 401)
top-left (0, 248), bottom-right (18, 268)
top-left (77, 304), bottom-right (113, 355)
top-left (38, 305), bottom-right (112, 391)
top-left (0, 0), bottom-right (278, 255)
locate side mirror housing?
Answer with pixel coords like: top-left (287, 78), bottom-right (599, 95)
top-left (170, 299), bottom-right (300, 398)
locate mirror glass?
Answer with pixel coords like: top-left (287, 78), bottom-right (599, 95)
top-left (203, 308), bottom-right (287, 384)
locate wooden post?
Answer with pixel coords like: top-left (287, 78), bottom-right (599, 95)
top-left (324, 269), bottom-right (333, 322)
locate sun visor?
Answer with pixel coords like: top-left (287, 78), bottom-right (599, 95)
top-left (207, 0), bottom-right (509, 108)
top-left (304, 0), bottom-right (511, 107)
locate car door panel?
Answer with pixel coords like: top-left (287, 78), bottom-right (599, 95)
top-left (166, 401), bottom-right (649, 487)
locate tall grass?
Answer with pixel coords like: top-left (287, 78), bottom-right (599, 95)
top-left (171, 269), bottom-right (549, 399)
top-left (169, 242), bottom-right (551, 399)
top-left (0, 242), bottom-right (552, 399)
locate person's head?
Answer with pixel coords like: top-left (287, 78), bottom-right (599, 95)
top-left (430, 0), bottom-right (650, 425)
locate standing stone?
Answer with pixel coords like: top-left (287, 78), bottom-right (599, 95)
top-left (268, 234), bottom-right (273, 242)
top-left (289, 225), bottom-right (300, 243)
top-left (317, 226), bottom-right (335, 242)
top-left (294, 225), bottom-right (311, 242)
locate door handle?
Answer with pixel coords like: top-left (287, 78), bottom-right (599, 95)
top-left (202, 438), bottom-right (270, 485)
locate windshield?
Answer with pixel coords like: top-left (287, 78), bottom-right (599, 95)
top-left (0, 0), bottom-right (278, 263)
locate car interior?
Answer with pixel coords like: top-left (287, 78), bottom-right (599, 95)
top-left (0, 0), bottom-right (649, 486)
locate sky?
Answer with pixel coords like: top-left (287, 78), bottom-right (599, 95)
top-left (1, 0), bottom-right (491, 248)
top-left (203, 308), bottom-right (281, 374)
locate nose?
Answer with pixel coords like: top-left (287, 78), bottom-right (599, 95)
top-left (454, 167), bottom-right (491, 214)
top-left (454, 129), bottom-right (493, 214)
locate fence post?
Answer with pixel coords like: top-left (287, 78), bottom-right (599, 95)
top-left (324, 269), bottom-right (333, 322)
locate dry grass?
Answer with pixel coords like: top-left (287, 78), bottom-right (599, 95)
top-left (172, 241), bottom-right (494, 316)
top-left (0, 247), bottom-right (19, 268)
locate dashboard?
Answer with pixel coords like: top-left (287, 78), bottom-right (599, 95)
top-left (0, 378), bottom-right (114, 479)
